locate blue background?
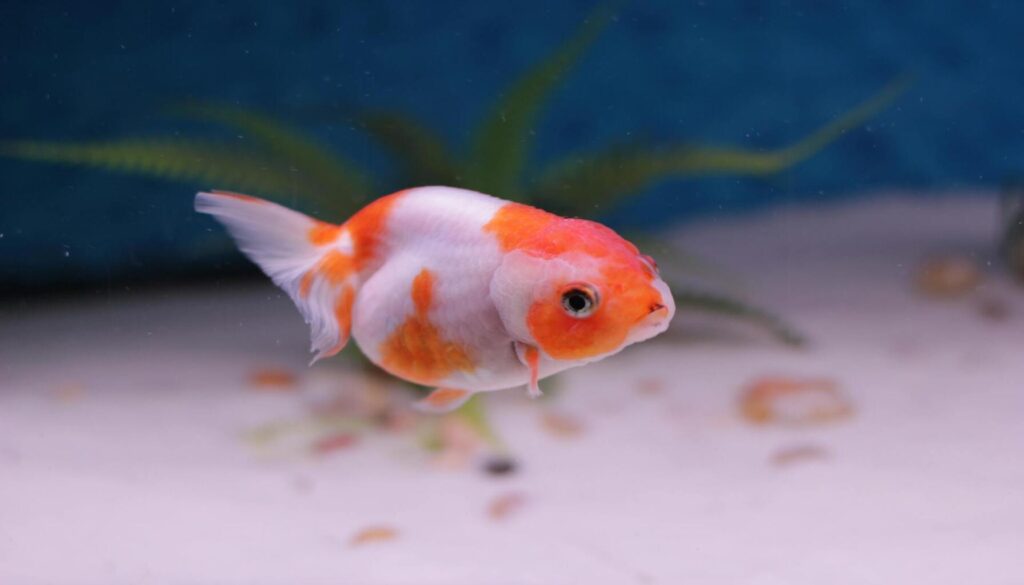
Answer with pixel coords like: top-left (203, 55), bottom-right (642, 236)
top-left (2, 0), bottom-right (1022, 289)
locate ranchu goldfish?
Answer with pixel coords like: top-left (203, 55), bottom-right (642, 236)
top-left (196, 187), bottom-right (674, 412)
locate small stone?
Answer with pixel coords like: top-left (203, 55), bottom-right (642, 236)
top-left (915, 254), bottom-right (982, 298)
top-left (310, 432), bottom-right (358, 456)
top-left (349, 526), bottom-right (398, 547)
top-left (375, 407), bottom-right (416, 432)
top-left (247, 367), bottom-right (298, 391)
top-left (739, 376), bottom-right (853, 426)
top-left (52, 382), bottom-right (85, 403)
top-left (977, 297), bottom-right (1011, 322)
top-left (770, 444), bottom-right (830, 467)
top-left (482, 455), bottom-right (518, 476)
top-left (540, 411), bottom-right (584, 438)
top-left (634, 377), bottom-right (666, 395)
top-left (488, 492), bottom-right (527, 521)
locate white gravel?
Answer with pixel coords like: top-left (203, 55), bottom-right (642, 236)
top-left (1, 192), bottom-right (1022, 584)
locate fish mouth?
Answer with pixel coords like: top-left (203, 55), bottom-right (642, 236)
top-left (634, 303), bottom-right (668, 324)
top-left (630, 280), bottom-right (675, 337)
top-left (636, 307), bottom-right (670, 327)
top-left (648, 302), bottom-right (667, 315)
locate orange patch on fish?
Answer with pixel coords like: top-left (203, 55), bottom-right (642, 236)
top-left (298, 271), bottom-right (314, 299)
top-left (346, 189), bottom-right (406, 271)
top-left (316, 285), bottom-right (356, 358)
top-left (299, 190), bottom-right (405, 301)
top-left (307, 222), bottom-right (342, 246)
top-left (335, 285), bottom-right (355, 337)
top-left (379, 269), bottom-right (475, 385)
top-left (485, 203), bottom-right (641, 259)
top-left (318, 250), bottom-right (355, 284)
top-left (411, 266), bottom-right (434, 313)
top-left (483, 202), bottom-right (558, 251)
top-left (298, 251), bottom-right (354, 299)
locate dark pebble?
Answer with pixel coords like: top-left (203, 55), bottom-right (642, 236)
top-left (482, 456), bottom-right (518, 476)
top-left (978, 297), bottom-right (1011, 321)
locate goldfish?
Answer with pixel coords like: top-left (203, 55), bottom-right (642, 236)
top-left (195, 186), bottom-right (674, 412)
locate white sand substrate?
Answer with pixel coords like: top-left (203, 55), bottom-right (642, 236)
top-left (1, 192), bottom-right (1022, 584)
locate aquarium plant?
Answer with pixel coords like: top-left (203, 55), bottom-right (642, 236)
top-left (1000, 180), bottom-right (1024, 282)
top-left (0, 10), bottom-right (906, 345)
top-left (0, 8), bottom-right (907, 463)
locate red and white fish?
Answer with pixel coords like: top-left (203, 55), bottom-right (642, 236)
top-left (195, 186), bottom-right (674, 412)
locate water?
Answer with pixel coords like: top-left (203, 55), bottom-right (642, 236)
top-left (1, 3), bottom-right (1022, 583)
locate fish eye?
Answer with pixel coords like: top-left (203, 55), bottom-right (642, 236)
top-left (560, 284), bottom-right (598, 318)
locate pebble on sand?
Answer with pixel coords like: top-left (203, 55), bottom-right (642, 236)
top-left (488, 492), bottom-right (527, 521)
top-left (246, 367), bottom-right (299, 391)
top-left (540, 411), bottom-right (585, 438)
top-left (770, 444), bottom-right (831, 467)
top-left (740, 376), bottom-right (853, 426)
top-left (914, 254), bottom-right (982, 298)
top-left (349, 526), bottom-right (398, 547)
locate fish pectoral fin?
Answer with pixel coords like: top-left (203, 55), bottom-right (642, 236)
top-left (513, 342), bottom-right (543, 399)
top-left (413, 388), bottom-right (474, 414)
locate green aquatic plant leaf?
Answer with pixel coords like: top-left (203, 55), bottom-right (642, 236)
top-left (752, 76), bottom-right (913, 172)
top-left (626, 232), bottom-right (746, 289)
top-left (455, 394), bottom-right (504, 451)
top-left (358, 112), bottom-right (460, 187)
top-left (173, 102), bottom-right (372, 216)
top-left (671, 285), bottom-right (805, 347)
top-left (627, 234), bottom-right (800, 343)
top-left (530, 77), bottom-right (912, 214)
top-left (0, 139), bottom-right (316, 199)
top-left (999, 183), bottom-right (1024, 282)
top-left (462, 6), bottom-right (612, 197)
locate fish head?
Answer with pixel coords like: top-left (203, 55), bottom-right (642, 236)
top-left (490, 218), bottom-right (674, 364)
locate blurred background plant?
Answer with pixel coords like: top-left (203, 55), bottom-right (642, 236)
top-left (0, 10), bottom-right (907, 344)
top-left (0, 8), bottom-right (907, 464)
top-left (1001, 180), bottom-right (1024, 283)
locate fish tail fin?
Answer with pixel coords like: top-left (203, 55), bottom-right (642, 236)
top-left (195, 190), bottom-right (358, 362)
